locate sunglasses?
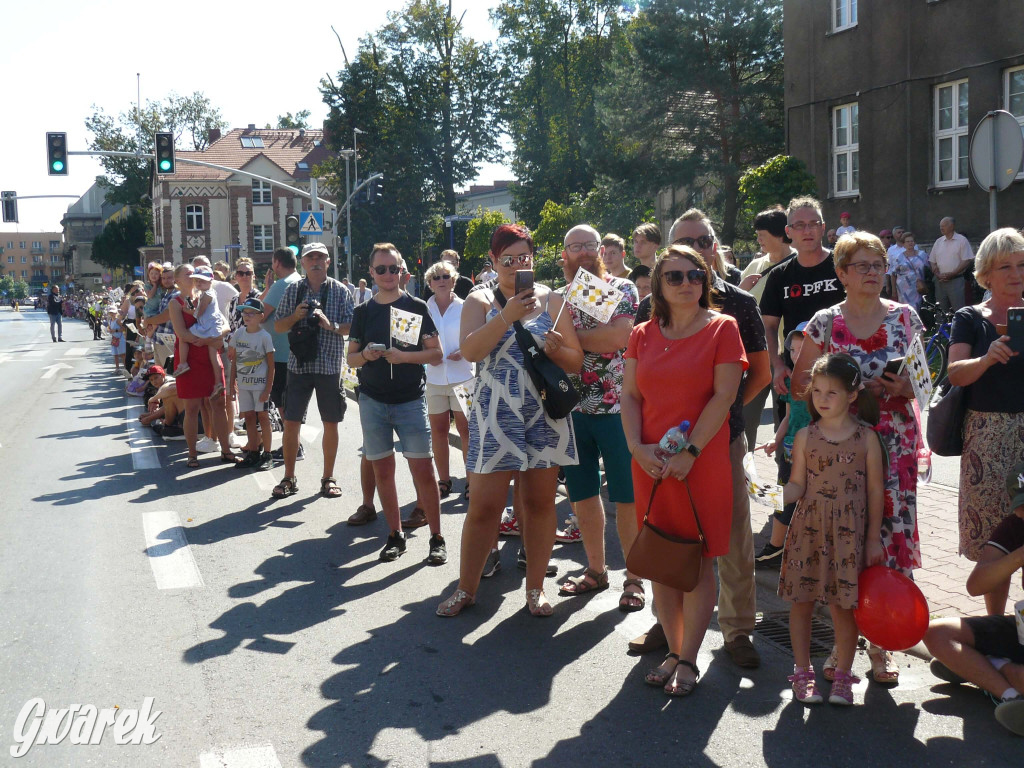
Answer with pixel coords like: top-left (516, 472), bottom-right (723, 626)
top-left (663, 269), bottom-right (706, 286)
top-left (430, 274), bottom-right (452, 282)
top-left (672, 235), bottom-right (714, 250)
top-left (499, 253), bottom-right (532, 267)
top-left (372, 264), bottom-right (402, 275)
top-left (235, 270), bottom-right (253, 276)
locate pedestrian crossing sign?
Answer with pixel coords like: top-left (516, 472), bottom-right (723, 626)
top-left (299, 211), bottom-right (324, 235)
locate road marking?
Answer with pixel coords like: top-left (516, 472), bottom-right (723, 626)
top-left (63, 347), bottom-right (88, 357)
top-left (40, 362), bottom-right (72, 379)
top-left (252, 470), bottom-right (280, 492)
top-left (199, 743), bottom-right (282, 767)
top-left (127, 403), bottom-right (161, 470)
top-left (299, 424), bottom-right (321, 444)
top-left (142, 510), bottom-right (205, 590)
top-left (23, 349), bottom-right (46, 358)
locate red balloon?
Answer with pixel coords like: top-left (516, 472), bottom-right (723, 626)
top-left (853, 565), bottom-right (929, 651)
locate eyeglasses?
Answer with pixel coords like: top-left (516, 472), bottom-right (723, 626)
top-left (235, 270), bottom-right (253, 276)
top-left (847, 261), bottom-right (886, 275)
top-left (663, 269), bottom-right (706, 286)
top-left (565, 240), bottom-right (600, 254)
top-left (788, 220), bottom-right (823, 232)
top-left (431, 274), bottom-right (452, 282)
top-left (499, 253), bottom-right (532, 267)
top-left (372, 264), bottom-right (402, 275)
top-left (672, 235), bottom-right (714, 250)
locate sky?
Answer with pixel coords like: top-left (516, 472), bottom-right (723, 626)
top-left (0, 0), bottom-right (507, 234)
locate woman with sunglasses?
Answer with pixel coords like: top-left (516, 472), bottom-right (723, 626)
top-left (620, 244), bottom-right (748, 696)
top-left (791, 231), bottom-right (923, 685)
top-left (423, 259), bottom-right (473, 498)
top-left (437, 224), bottom-right (583, 618)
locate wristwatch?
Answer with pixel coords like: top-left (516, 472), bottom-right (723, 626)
top-left (684, 442), bottom-right (701, 459)
top-left (331, 321), bottom-right (340, 334)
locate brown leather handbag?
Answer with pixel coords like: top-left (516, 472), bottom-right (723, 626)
top-left (626, 478), bottom-right (708, 592)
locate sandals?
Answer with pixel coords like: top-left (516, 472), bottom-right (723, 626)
top-left (186, 455), bottom-right (200, 469)
top-left (463, 481), bottom-right (470, 500)
top-left (645, 653), bottom-right (680, 687)
top-left (525, 588), bottom-right (553, 617)
top-left (558, 567), bottom-right (609, 597)
top-left (619, 578), bottom-right (646, 612)
top-left (823, 646), bottom-right (838, 682)
top-left (320, 477), bottom-right (342, 498)
top-left (271, 476), bottom-right (298, 498)
top-left (220, 451), bottom-right (240, 464)
top-left (436, 588), bottom-right (475, 617)
top-left (789, 666), bottom-right (823, 704)
top-left (867, 646), bottom-right (900, 684)
top-left (665, 659), bottom-right (700, 697)
top-left (829, 669), bottom-right (860, 705)
top-left (438, 479), bottom-right (453, 498)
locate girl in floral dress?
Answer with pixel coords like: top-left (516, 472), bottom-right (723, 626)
top-left (780, 353), bottom-right (885, 706)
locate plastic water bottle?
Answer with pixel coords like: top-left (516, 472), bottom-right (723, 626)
top-left (656, 420), bottom-right (691, 461)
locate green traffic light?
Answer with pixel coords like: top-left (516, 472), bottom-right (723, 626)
top-left (288, 244), bottom-right (300, 257)
top-left (159, 159), bottom-right (172, 171)
top-left (52, 161), bottom-right (64, 172)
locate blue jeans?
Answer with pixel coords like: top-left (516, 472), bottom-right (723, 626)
top-left (49, 312), bottom-right (62, 340)
top-left (358, 393), bottom-right (432, 461)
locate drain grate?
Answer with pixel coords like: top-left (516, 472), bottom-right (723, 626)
top-left (753, 611), bottom-right (835, 657)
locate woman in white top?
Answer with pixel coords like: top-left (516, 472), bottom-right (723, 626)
top-left (424, 259), bottom-right (474, 498)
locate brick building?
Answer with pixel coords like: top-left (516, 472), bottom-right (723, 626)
top-left (1, 233), bottom-right (65, 292)
top-left (784, 0), bottom-right (1024, 242)
top-left (150, 127), bottom-right (332, 268)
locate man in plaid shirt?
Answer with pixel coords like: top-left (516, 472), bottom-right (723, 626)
top-left (271, 243), bottom-right (355, 499)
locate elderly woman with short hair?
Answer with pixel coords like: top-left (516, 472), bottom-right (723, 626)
top-left (947, 228), bottom-right (1024, 614)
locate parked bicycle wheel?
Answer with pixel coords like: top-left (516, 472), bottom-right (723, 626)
top-left (925, 337), bottom-right (947, 384)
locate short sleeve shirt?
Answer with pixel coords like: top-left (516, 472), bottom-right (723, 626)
top-left (560, 274), bottom-right (638, 414)
top-left (229, 327), bottom-right (275, 390)
top-left (276, 277), bottom-right (355, 376)
top-left (349, 293), bottom-right (438, 404)
top-left (262, 272), bottom-right (301, 356)
top-left (950, 307), bottom-right (1024, 413)
top-left (758, 252), bottom-right (846, 337)
top-left (986, 514), bottom-right (1024, 589)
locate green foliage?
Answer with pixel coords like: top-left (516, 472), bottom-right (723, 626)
top-left (492, 0), bottom-right (628, 226)
top-left (320, 0), bottom-right (506, 269)
top-left (463, 208), bottom-right (511, 276)
top-left (85, 92), bottom-right (227, 206)
top-left (0, 276), bottom-right (29, 299)
top-left (737, 155), bottom-right (818, 236)
top-left (598, 0), bottom-right (785, 242)
top-left (91, 209), bottom-right (151, 272)
top-left (271, 110), bottom-right (312, 129)
top-left (533, 199), bottom-right (576, 255)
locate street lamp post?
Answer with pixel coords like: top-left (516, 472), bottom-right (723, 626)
top-left (353, 127), bottom-right (365, 190)
top-left (338, 149), bottom-right (355, 281)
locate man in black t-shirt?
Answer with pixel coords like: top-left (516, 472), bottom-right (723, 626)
top-left (347, 243), bottom-right (447, 566)
top-left (759, 196), bottom-right (846, 397)
top-left (924, 461), bottom-right (1024, 736)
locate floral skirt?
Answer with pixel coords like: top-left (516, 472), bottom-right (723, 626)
top-left (959, 410), bottom-right (1024, 560)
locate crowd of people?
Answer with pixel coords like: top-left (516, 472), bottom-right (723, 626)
top-left (57, 196), bottom-right (1023, 729)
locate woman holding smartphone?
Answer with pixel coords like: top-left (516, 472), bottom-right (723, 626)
top-left (791, 231), bottom-right (923, 685)
top-left (437, 224), bottom-right (583, 618)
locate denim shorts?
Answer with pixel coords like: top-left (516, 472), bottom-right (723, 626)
top-left (358, 392), bottom-right (432, 461)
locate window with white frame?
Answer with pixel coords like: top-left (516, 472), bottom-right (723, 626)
top-left (21, 255), bottom-right (26, 263)
top-left (833, 0), bottom-right (857, 32)
top-left (1004, 66), bottom-right (1024, 177)
top-left (52, 269), bottom-right (62, 279)
top-left (934, 79), bottom-right (969, 187)
top-left (6, 255), bottom-right (12, 264)
top-left (832, 102), bottom-right (859, 196)
top-left (252, 179), bottom-right (272, 204)
top-left (185, 204), bottom-right (205, 231)
top-left (253, 225), bottom-right (273, 252)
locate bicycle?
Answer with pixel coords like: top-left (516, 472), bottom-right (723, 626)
top-left (919, 299), bottom-right (954, 385)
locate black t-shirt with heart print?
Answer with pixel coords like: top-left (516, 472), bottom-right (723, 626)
top-left (758, 251), bottom-right (846, 337)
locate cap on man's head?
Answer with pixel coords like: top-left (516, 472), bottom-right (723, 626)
top-left (879, 229), bottom-right (892, 238)
top-left (301, 243), bottom-right (329, 259)
top-left (239, 297), bottom-right (264, 313)
top-left (1006, 462), bottom-right (1024, 512)
top-left (840, 212), bottom-right (850, 219)
top-left (161, 262), bottom-right (174, 273)
top-left (193, 266), bottom-right (214, 281)
top-left (143, 364), bottom-right (166, 378)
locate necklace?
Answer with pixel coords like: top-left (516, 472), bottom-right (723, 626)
top-left (661, 312), bottom-right (702, 350)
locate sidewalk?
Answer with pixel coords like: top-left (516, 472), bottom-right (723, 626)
top-left (745, 446), bottom-right (1024, 618)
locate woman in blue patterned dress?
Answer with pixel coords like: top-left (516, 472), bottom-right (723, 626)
top-left (437, 224), bottom-right (582, 618)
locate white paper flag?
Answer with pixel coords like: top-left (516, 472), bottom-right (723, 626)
top-left (452, 382), bottom-right (475, 417)
top-left (390, 307), bottom-right (423, 346)
top-left (563, 268), bottom-right (624, 325)
top-left (905, 334), bottom-right (933, 413)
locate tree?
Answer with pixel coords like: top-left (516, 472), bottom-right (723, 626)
top-left (737, 155), bottom-right (817, 235)
top-left (269, 110), bottom-right (312, 130)
top-left (91, 209), bottom-right (151, 272)
top-left (599, 0), bottom-right (785, 242)
top-left (85, 92), bottom-right (227, 206)
top-left (463, 208), bottom-right (511, 275)
top-left (492, 0), bottom-right (628, 226)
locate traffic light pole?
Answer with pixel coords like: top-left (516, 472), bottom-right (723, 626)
top-left (332, 172), bottom-right (383, 282)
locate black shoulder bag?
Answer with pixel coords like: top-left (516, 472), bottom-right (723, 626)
top-left (927, 308), bottom-right (985, 456)
top-left (493, 289), bottom-right (579, 420)
top-left (288, 281), bottom-right (328, 364)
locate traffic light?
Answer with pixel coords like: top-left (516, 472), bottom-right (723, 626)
top-left (285, 214), bottom-right (301, 256)
top-left (367, 175), bottom-right (384, 204)
top-left (155, 132), bottom-right (175, 174)
top-left (1, 191), bottom-right (17, 224)
top-left (46, 132), bottom-right (68, 176)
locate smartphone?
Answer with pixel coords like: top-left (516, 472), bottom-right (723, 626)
top-left (1007, 307), bottom-right (1024, 354)
top-left (514, 269), bottom-right (535, 296)
top-left (883, 356), bottom-right (906, 376)
top-left (367, 343), bottom-right (387, 352)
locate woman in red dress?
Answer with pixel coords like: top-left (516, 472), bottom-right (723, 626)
top-left (168, 263), bottom-right (235, 468)
top-left (621, 244), bottom-right (747, 697)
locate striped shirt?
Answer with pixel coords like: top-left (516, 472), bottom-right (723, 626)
top-left (276, 277), bottom-right (354, 375)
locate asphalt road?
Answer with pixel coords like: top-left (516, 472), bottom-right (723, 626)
top-left (0, 306), bottom-right (1016, 767)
